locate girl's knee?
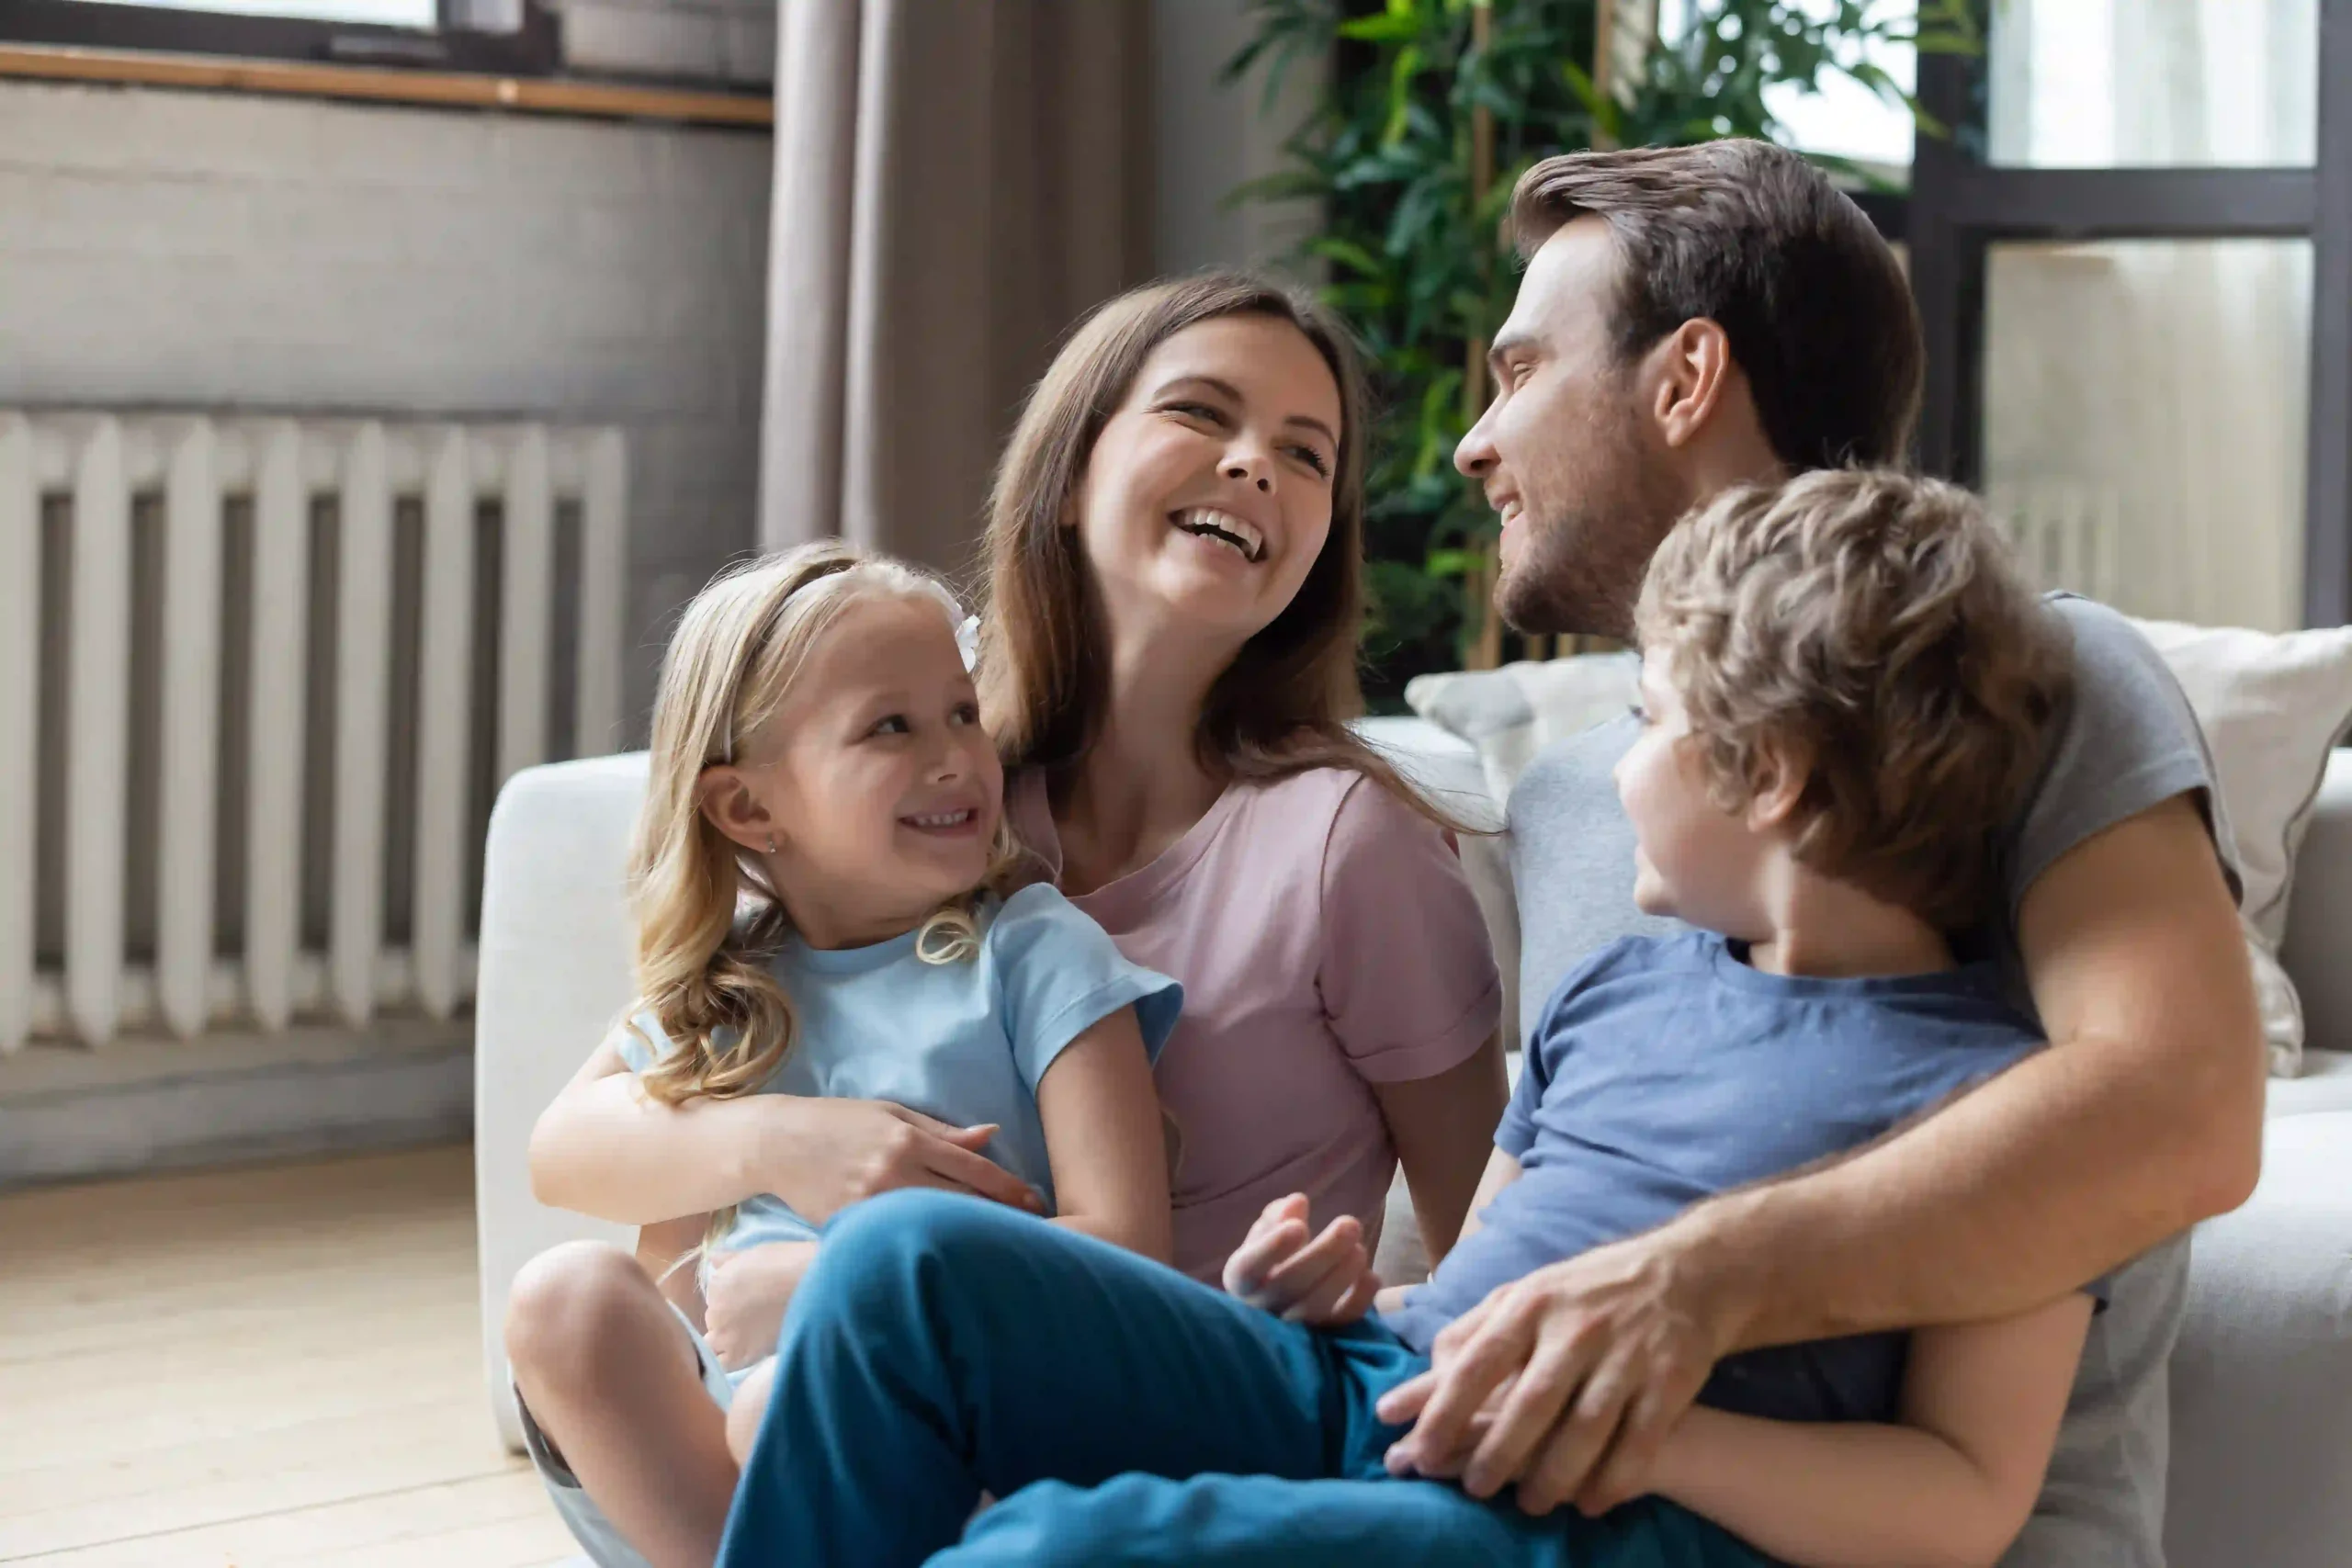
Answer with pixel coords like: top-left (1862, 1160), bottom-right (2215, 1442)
top-left (503, 1239), bottom-right (657, 1385)
top-left (725, 1360), bottom-right (777, 1467)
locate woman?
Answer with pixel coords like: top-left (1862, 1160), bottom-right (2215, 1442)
top-left (976, 271), bottom-right (1505, 1285)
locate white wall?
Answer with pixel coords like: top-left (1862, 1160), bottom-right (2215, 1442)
top-left (0, 77), bottom-right (773, 737)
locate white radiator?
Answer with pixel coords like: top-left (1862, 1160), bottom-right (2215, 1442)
top-left (1987, 479), bottom-right (2128, 609)
top-left (0, 413), bottom-right (628, 1051)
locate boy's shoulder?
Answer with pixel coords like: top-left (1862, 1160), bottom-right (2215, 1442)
top-left (1550, 930), bottom-right (1717, 1002)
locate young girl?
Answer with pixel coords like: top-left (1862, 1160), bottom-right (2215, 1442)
top-left (503, 542), bottom-right (1180, 1568)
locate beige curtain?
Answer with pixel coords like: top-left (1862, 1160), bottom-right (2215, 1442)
top-left (760, 0), bottom-right (1156, 573)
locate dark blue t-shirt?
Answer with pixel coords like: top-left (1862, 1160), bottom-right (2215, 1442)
top-left (1379, 931), bottom-right (2080, 1424)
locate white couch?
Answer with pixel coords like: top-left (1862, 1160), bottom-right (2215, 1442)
top-left (473, 727), bottom-right (2352, 1567)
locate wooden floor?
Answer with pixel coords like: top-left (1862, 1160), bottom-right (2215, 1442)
top-left (0, 1145), bottom-right (579, 1566)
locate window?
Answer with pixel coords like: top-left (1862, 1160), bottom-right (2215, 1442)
top-left (0, 0), bottom-right (556, 75)
top-left (74, 0), bottom-right (436, 28)
top-left (1905, 0), bottom-right (2352, 628)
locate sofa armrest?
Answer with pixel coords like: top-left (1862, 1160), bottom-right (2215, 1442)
top-left (2167, 1111), bottom-right (2352, 1568)
top-left (2279, 749), bottom-right (2352, 1053)
top-left (473, 751), bottom-right (650, 1451)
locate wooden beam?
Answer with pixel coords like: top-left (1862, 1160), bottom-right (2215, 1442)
top-left (0, 41), bottom-right (773, 127)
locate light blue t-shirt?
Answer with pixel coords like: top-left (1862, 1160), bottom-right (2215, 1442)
top-left (617, 883), bottom-right (1182, 1255)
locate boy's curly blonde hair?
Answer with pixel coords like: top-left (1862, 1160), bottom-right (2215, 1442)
top-left (1634, 468), bottom-right (2071, 930)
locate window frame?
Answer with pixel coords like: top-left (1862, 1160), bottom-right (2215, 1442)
top-left (0, 0), bottom-right (559, 77)
top-left (1904, 0), bottom-right (2352, 626)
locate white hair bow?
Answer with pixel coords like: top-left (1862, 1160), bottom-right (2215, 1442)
top-left (956, 615), bottom-right (981, 672)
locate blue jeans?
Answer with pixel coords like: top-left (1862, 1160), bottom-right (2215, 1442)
top-left (717, 1190), bottom-right (1770, 1568)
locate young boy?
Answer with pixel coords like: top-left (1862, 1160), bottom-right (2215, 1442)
top-left (714, 468), bottom-right (2100, 1568)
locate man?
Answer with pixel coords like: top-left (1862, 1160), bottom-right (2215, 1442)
top-left (1376, 139), bottom-right (2262, 1567)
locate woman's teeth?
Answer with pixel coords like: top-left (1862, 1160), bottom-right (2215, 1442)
top-left (905, 810), bottom-right (975, 829)
top-left (1172, 508), bottom-right (1263, 562)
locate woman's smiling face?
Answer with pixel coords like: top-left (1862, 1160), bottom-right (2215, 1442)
top-left (1069, 313), bottom-right (1343, 652)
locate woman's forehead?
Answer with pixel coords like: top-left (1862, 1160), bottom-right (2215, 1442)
top-left (1131, 316), bottom-right (1341, 425)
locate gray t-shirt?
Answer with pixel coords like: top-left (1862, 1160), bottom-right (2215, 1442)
top-left (1506, 594), bottom-right (2233, 1568)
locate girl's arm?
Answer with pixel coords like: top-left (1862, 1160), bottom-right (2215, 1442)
top-left (1035, 1008), bottom-right (1175, 1264)
top-left (1648, 1292), bottom-right (2096, 1568)
top-left (1372, 1034), bottom-right (1510, 1264)
top-left (528, 1037), bottom-right (1043, 1225)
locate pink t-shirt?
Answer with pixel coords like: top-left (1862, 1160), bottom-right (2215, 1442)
top-left (1011, 766), bottom-right (1501, 1281)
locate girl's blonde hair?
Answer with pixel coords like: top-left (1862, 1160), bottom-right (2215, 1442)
top-left (629, 540), bottom-right (1017, 1111)
top-left (977, 270), bottom-right (1463, 829)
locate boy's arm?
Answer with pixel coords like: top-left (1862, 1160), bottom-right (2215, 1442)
top-left (1648, 1294), bottom-right (2095, 1568)
top-left (1369, 1148), bottom-right (1523, 1315)
top-left (1035, 1009), bottom-right (1175, 1264)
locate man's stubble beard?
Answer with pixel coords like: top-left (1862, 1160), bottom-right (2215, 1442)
top-left (1493, 456), bottom-right (1691, 643)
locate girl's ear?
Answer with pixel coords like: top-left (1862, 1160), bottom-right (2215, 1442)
top-left (697, 764), bottom-right (777, 855)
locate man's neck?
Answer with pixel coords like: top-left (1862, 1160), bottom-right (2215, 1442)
top-left (1742, 863), bottom-right (1952, 979)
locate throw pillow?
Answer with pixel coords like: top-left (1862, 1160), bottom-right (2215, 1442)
top-left (1403, 652), bottom-right (1638, 809)
top-left (2127, 619), bottom-right (2352, 1076)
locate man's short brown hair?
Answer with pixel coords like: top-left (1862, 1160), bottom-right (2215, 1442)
top-left (1511, 141), bottom-right (1921, 471)
top-left (1634, 469), bottom-right (2070, 930)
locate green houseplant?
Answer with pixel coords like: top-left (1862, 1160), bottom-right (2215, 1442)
top-left (1228, 0), bottom-right (1975, 705)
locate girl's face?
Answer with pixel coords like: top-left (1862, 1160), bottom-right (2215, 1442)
top-left (1070, 314), bottom-right (1344, 653)
top-left (719, 594), bottom-right (1003, 945)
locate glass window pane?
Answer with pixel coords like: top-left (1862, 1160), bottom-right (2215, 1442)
top-left (1987, 0), bottom-right (2317, 167)
top-left (1980, 240), bottom-right (2312, 631)
top-left (74, 0), bottom-right (436, 26)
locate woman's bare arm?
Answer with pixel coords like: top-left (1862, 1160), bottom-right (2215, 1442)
top-left (1373, 1033), bottom-right (1510, 1263)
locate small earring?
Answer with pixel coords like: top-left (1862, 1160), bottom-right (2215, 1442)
top-left (765, 834), bottom-right (777, 854)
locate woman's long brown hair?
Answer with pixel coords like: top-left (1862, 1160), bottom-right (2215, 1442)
top-left (977, 270), bottom-right (1455, 823)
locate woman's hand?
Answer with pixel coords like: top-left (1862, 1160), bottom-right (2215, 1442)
top-left (770, 1100), bottom-right (1046, 1225)
top-left (703, 1241), bottom-right (818, 1371)
top-left (1222, 1193), bottom-right (1381, 1325)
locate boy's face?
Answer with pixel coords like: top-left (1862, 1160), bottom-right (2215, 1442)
top-left (1613, 651), bottom-right (1772, 937)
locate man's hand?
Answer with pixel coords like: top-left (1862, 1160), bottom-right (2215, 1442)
top-left (702, 1241), bottom-right (817, 1371)
top-left (1375, 1219), bottom-right (1740, 1516)
top-left (1222, 1194), bottom-right (1382, 1325)
top-left (768, 1101), bottom-right (1044, 1225)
